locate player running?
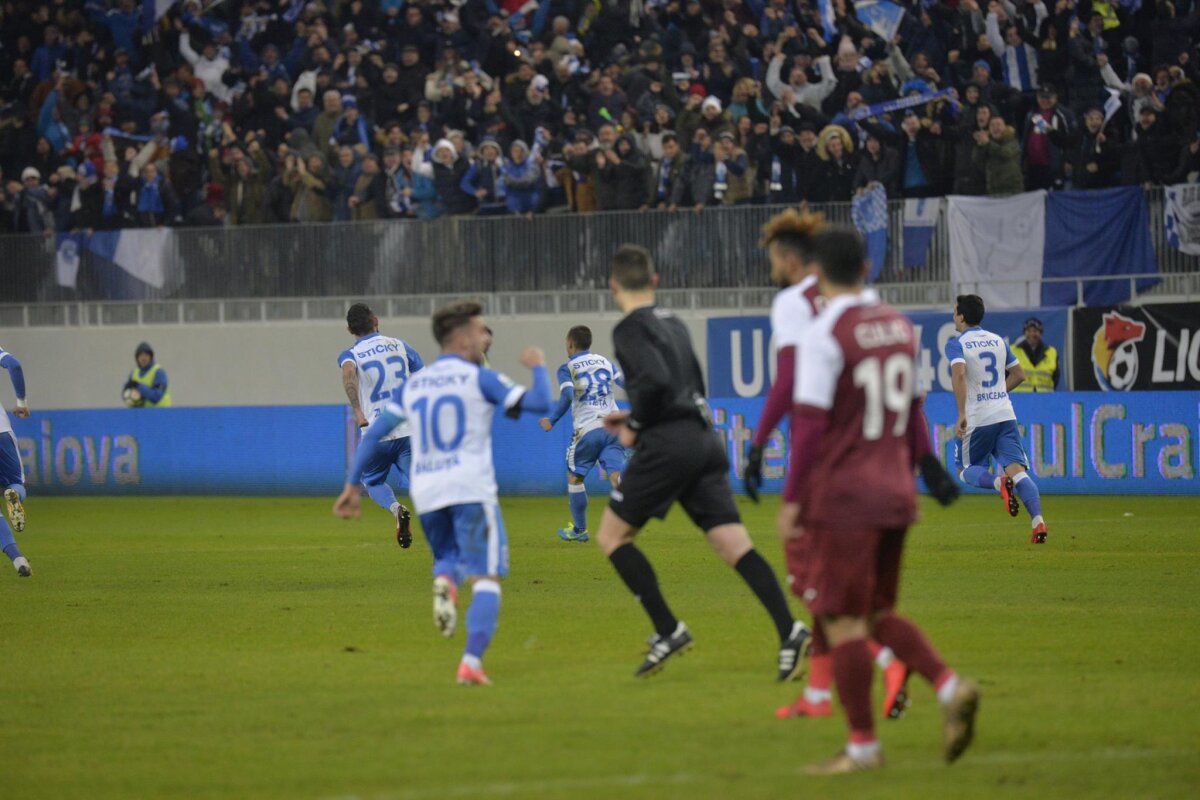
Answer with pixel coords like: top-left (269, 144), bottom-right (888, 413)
top-left (334, 302), bottom-right (552, 685)
top-left (0, 344), bottom-right (31, 577)
top-left (598, 245), bottom-right (811, 681)
top-left (744, 210), bottom-right (911, 723)
top-left (539, 325), bottom-right (627, 544)
top-left (782, 227), bottom-right (971, 774)
top-left (948, 295), bottom-right (1048, 544)
top-left (339, 303), bottom-right (424, 548)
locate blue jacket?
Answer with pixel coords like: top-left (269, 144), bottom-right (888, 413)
top-left (500, 156), bottom-right (541, 214)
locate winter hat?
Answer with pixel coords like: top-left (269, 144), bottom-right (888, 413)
top-left (701, 96), bottom-right (722, 113)
top-left (135, 342), bottom-right (154, 361)
top-left (478, 138), bottom-right (501, 156)
top-left (341, 94), bottom-right (358, 109)
top-left (78, 161), bottom-right (97, 179)
top-left (511, 139), bottom-right (530, 155)
top-left (531, 74), bottom-right (549, 92)
top-left (973, 60), bottom-right (991, 75)
top-left (433, 138), bottom-right (456, 158)
top-left (21, 167), bottom-right (40, 181)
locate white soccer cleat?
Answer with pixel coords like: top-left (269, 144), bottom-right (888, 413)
top-left (433, 576), bottom-right (458, 638)
top-left (4, 488), bottom-right (25, 532)
top-left (13, 556), bottom-right (31, 577)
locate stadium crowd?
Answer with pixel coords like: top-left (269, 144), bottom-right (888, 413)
top-left (1, 0), bottom-right (1198, 232)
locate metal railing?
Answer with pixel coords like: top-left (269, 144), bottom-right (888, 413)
top-left (1, 188), bottom-right (1196, 309)
top-left (0, 273), bottom-right (1193, 328)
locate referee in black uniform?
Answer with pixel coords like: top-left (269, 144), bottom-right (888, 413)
top-left (598, 244), bottom-right (811, 678)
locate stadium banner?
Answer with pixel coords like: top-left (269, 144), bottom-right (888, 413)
top-left (712, 393), bottom-right (1198, 496)
top-left (1070, 303), bottom-right (1200, 391)
top-left (707, 308), bottom-right (1067, 397)
top-left (12, 392), bottom-right (1195, 497)
top-left (947, 187), bottom-right (1157, 308)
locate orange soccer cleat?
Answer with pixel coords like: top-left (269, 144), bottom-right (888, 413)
top-left (882, 660), bottom-right (911, 719)
top-left (999, 476), bottom-right (1020, 517)
top-left (1031, 521), bottom-right (1048, 544)
top-left (775, 696), bottom-right (833, 720)
top-left (456, 661), bottom-right (492, 686)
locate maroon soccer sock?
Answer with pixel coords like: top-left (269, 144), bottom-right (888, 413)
top-left (872, 613), bottom-right (948, 686)
top-left (831, 638), bottom-right (876, 740)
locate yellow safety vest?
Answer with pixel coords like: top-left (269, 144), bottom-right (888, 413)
top-left (1094, 1), bottom-right (1120, 30)
top-left (131, 364), bottom-right (172, 407)
top-left (1011, 345), bottom-right (1057, 393)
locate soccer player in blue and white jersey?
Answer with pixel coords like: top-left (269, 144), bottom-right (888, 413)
top-left (948, 294), bottom-right (1048, 544)
top-left (334, 302), bottom-right (552, 685)
top-left (338, 303), bottom-right (424, 548)
top-left (0, 344), bottom-right (31, 577)
top-left (538, 325), bottom-right (626, 544)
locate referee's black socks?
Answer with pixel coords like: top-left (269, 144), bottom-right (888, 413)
top-left (608, 544), bottom-right (679, 638)
top-left (734, 549), bottom-right (796, 642)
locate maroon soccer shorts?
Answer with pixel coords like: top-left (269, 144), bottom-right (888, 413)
top-left (803, 527), bottom-right (909, 618)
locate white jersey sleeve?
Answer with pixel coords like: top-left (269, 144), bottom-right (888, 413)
top-left (795, 296), bottom-right (848, 409)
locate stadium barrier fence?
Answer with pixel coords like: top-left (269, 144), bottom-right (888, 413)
top-left (2, 188), bottom-right (1197, 306)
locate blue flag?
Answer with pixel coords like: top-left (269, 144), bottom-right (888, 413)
top-left (852, 185), bottom-right (889, 283)
top-left (818, 0), bottom-right (838, 40)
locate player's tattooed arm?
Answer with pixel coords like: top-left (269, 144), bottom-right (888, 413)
top-left (342, 361), bottom-right (367, 427)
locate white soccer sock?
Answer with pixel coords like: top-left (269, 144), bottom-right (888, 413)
top-left (1031, 514), bottom-right (1045, 528)
top-left (936, 673), bottom-right (960, 706)
top-left (847, 740), bottom-right (881, 761)
top-left (874, 646), bottom-right (895, 669)
top-left (993, 476), bottom-right (1003, 492)
top-left (461, 654), bottom-right (482, 670)
top-left (389, 501), bottom-right (401, 515)
top-left (804, 687), bottom-right (832, 704)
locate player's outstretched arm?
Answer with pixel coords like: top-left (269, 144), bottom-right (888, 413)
top-left (334, 405), bottom-right (405, 519)
top-left (1, 352), bottom-right (28, 418)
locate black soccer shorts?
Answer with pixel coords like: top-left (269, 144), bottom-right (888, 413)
top-left (609, 417), bottom-right (742, 532)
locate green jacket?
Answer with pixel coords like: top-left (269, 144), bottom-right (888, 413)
top-left (209, 148), bottom-right (272, 225)
top-left (973, 128), bottom-right (1025, 196)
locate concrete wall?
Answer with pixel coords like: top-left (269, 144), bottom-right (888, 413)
top-left (0, 309), bottom-right (746, 410)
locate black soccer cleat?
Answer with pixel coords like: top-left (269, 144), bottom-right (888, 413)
top-left (777, 620), bottom-right (812, 682)
top-left (396, 504), bottom-right (413, 549)
top-left (636, 622), bottom-right (693, 678)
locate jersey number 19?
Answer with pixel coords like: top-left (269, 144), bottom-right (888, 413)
top-left (853, 354), bottom-right (914, 441)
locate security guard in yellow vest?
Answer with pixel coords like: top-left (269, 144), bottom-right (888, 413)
top-left (1012, 318), bottom-right (1058, 392)
top-left (123, 342), bottom-right (172, 407)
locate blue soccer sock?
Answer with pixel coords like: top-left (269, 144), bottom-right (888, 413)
top-left (365, 481), bottom-right (398, 512)
top-left (463, 579), bottom-right (501, 664)
top-left (1, 518), bottom-right (21, 562)
top-left (961, 465), bottom-right (998, 491)
top-left (1013, 472), bottom-right (1043, 521)
top-left (6, 484), bottom-right (26, 502)
top-left (567, 483), bottom-right (588, 532)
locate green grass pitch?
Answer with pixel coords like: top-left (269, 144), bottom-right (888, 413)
top-left (2, 494), bottom-right (1198, 799)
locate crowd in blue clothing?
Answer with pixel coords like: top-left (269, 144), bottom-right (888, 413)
top-left (1, 0), bottom-right (1198, 233)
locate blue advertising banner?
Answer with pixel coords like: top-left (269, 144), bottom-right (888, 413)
top-left (13, 393), bottom-right (1196, 497)
top-left (707, 308), bottom-right (1068, 397)
top-left (709, 393), bottom-right (1198, 496)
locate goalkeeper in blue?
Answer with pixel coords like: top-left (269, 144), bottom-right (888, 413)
top-left (0, 345), bottom-right (31, 577)
top-left (538, 326), bottom-right (627, 543)
top-left (334, 302), bottom-right (552, 685)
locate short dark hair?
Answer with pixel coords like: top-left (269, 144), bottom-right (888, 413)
top-left (811, 228), bottom-right (865, 287)
top-left (662, 133), bottom-right (678, 146)
top-left (956, 294), bottom-right (986, 326)
top-left (432, 300), bottom-right (483, 346)
top-left (611, 244), bottom-right (655, 290)
top-left (567, 325), bottom-right (592, 350)
top-left (346, 303), bottom-right (375, 336)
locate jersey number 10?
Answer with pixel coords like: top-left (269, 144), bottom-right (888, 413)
top-left (852, 353), bottom-right (914, 441)
top-left (410, 395), bottom-right (467, 453)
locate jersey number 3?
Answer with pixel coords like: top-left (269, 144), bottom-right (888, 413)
top-left (853, 354), bottom-right (914, 441)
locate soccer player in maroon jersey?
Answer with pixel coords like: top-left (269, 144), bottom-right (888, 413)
top-left (781, 227), bottom-right (971, 774)
top-left (744, 210), bottom-right (911, 723)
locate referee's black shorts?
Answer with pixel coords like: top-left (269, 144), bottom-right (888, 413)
top-left (609, 417), bottom-right (742, 533)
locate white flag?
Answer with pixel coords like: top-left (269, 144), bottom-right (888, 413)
top-left (947, 191), bottom-right (1047, 309)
